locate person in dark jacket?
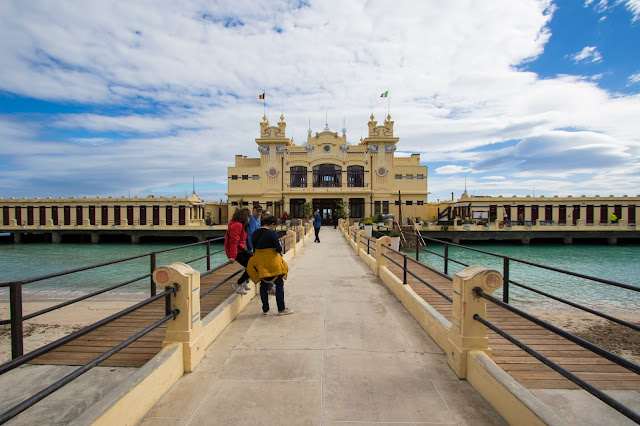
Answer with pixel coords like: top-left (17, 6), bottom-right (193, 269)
top-left (313, 211), bottom-right (322, 242)
top-left (248, 215), bottom-right (293, 315)
top-left (224, 207), bottom-right (252, 295)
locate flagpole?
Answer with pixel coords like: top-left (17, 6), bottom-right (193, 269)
top-left (263, 91), bottom-right (266, 117)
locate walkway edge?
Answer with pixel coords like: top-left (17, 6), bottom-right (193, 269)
top-left (77, 225), bottom-right (312, 426)
top-left (342, 224), bottom-right (566, 425)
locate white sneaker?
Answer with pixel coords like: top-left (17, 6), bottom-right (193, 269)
top-left (243, 282), bottom-right (251, 291)
top-left (278, 308), bottom-right (294, 316)
top-left (232, 283), bottom-right (247, 295)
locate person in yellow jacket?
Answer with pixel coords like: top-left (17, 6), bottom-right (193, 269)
top-left (247, 215), bottom-right (293, 316)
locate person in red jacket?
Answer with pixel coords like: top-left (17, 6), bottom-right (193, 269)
top-left (225, 207), bottom-right (252, 295)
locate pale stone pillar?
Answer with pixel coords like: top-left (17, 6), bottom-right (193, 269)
top-left (447, 265), bottom-right (502, 379)
top-left (375, 235), bottom-right (391, 277)
top-left (286, 229), bottom-right (297, 255)
top-left (356, 229), bottom-right (366, 252)
top-left (153, 262), bottom-right (204, 373)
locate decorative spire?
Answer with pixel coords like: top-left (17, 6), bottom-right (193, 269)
top-left (307, 117), bottom-right (312, 136)
top-left (324, 112), bottom-right (330, 131)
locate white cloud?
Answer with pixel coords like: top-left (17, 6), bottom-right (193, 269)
top-left (628, 72), bottom-right (640, 85)
top-left (569, 46), bottom-right (603, 63)
top-left (584, 0), bottom-right (640, 21)
top-left (0, 0), bottom-right (638, 203)
top-left (435, 165), bottom-right (472, 175)
top-left (627, 0), bottom-right (640, 20)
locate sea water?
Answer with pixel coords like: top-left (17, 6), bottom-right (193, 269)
top-left (0, 241), bottom-right (638, 314)
top-left (0, 242), bottom-right (227, 300)
top-left (414, 242), bottom-right (640, 314)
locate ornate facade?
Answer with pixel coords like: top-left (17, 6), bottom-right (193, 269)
top-left (227, 114), bottom-right (429, 224)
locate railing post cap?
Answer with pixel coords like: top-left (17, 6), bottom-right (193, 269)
top-left (455, 266), bottom-right (502, 291)
top-left (376, 235), bottom-right (391, 245)
top-left (153, 262), bottom-right (196, 286)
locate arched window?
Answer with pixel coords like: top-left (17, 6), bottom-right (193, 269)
top-left (290, 166), bottom-right (307, 188)
top-left (313, 164), bottom-right (342, 187)
top-left (347, 165), bottom-right (364, 187)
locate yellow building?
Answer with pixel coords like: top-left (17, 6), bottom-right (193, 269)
top-left (227, 114), bottom-right (429, 224)
top-left (429, 192), bottom-right (639, 226)
top-left (0, 194), bottom-right (208, 243)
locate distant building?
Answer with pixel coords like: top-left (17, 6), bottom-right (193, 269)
top-left (227, 114), bottom-right (429, 224)
top-left (428, 192), bottom-right (638, 226)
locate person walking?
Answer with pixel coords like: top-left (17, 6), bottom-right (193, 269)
top-left (247, 215), bottom-right (293, 316)
top-left (313, 210), bottom-right (322, 242)
top-left (225, 207), bottom-right (252, 295)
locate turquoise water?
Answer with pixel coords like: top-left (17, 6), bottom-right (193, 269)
top-left (413, 242), bottom-right (640, 314)
top-left (0, 242), bottom-right (227, 300)
top-left (0, 241), bottom-right (638, 314)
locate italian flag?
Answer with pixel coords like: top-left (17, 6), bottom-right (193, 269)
top-left (380, 91), bottom-right (388, 98)
top-left (259, 93), bottom-right (265, 99)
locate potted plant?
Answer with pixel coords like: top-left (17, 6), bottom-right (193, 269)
top-left (205, 212), bottom-right (213, 225)
top-left (389, 230), bottom-right (401, 251)
top-left (363, 219), bottom-right (374, 237)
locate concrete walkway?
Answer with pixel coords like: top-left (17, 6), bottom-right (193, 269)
top-left (140, 227), bottom-right (506, 425)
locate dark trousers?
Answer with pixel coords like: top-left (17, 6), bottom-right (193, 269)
top-left (235, 250), bottom-right (251, 284)
top-left (260, 275), bottom-right (285, 312)
top-left (314, 226), bottom-right (320, 242)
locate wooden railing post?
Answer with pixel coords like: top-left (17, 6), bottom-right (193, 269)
top-left (447, 266), bottom-right (502, 378)
top-left (153, 262), bottom-right (204, 373)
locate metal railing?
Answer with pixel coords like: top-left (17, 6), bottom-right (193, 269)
top-left (383, 231), bottom-right (639, 422)
top-left (0, 238), bottom-right (253, 424)
top-left (411, 234), bottom-right (640, 332)
top-left (0, 237), bottom-right (226, 359)
top-left (474, 289), bottom-right (640, 424)
top-left (0, 287), bottom-right (179, 424)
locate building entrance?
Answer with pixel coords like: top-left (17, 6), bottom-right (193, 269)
top-left (312, 199), bottom-right (339, 226)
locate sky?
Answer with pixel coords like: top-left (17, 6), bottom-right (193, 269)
top-left (1, 0), bottom-right (639, 204)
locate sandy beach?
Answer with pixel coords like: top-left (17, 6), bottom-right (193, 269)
top-left (1, 301), bottom-right (638, 365)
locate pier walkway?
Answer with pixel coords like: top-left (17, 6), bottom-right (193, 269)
top-left (139, 227), bottom-right (505, 425)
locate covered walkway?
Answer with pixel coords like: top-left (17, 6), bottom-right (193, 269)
top-left (140, 227), bottom-right (505, 425)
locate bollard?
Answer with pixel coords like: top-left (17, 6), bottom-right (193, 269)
top-left (447, 265), bottom-right (502, 378)
top-left (153, 262), bottom-right (204, 373)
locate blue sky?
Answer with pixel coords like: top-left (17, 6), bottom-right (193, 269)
top-left (1, 0), bottom-right (639, 203)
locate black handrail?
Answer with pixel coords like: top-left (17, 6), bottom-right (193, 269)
top-left (0, 237), bottom-right (225, 288)
top-left (200, 268), bottom-right (243, 299)
top-left (381, 250), bottom-right (453, 302)
top-left (0, 273), bottom-right (150, 326)
top-left (474, 288), bottom-right (640, 375)
top-left (1, 238), bottom-right (226, 358)
top-left (418, 235), bottom-right (639, 293)
top-left (507, 278), bottom-right (640, 332)
top-left (0, 309), bottom-right (178, 425)
top-left (0, 287), bottom-right (176, 376)
top-left (407, 233), bottom-right (639, 333)
top-left (473, 314), bottom-right (640, 424)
